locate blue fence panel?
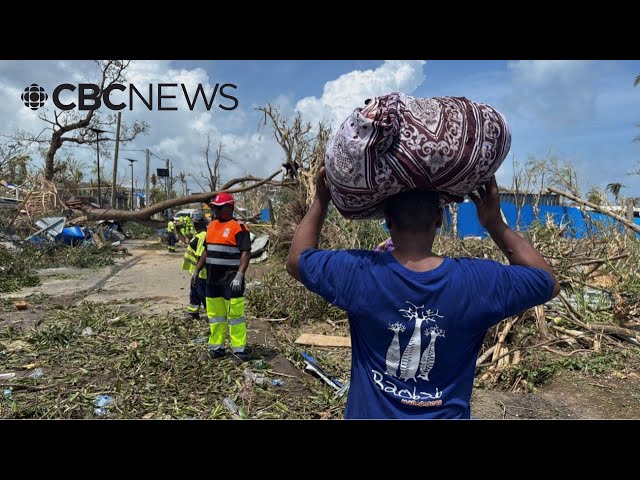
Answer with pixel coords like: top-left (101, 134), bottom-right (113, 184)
top-left (499, 202), bottom-right (518, 230)
top-left (448, 201), bottom-right (636, 239)
top-left (586, 212), bottom-right (624, 235)
top-left (518, 205), bottom-right (536, 230)
top-left (538, 205), bottom-right (568, 230)
top-left (561, 207), bottom-right (588, 238)
top-left (456, 202), bottom-right (486, 238)
top-left (501, 202), bottom-right (536, 231)
top-left (455, 202), bottom-right (560, 238)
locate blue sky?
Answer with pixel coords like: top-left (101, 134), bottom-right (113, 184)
top-left (1, 60), bottom-right (640, 199)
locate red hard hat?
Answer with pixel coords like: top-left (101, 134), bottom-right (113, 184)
top-left (211, 192), bottom-right (234, 206)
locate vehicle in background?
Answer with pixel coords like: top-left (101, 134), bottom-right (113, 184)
top-left (173, 209), bottom-right (205, 223)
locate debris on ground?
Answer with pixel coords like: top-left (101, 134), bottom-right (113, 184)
top-left (243, 368), bottom-right (267, 386)
top-left (294, 333), bottom-right (351, 348)
top-left (28, 368), bottom-right (44, 379)
top-left (94, 395), bottom-right (115, 416)
top-left (14, 300), bottom-right (28, 310)
top-left (222, 397), bottom-right (240, 417)
top-left (0, 303), bottom-right (346, 419)
top-left (300, 351), bottom-right (345, 392)
top-left (250, 235), bottom-right (269, 258)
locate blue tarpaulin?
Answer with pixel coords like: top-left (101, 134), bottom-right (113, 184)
top-left (59, 226), bottom-right (85, 245)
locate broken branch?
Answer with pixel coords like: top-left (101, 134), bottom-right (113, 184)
top-left (82, 169), bottom-right (282, 227)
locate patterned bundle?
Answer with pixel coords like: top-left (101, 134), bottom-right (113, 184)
top-left (324, 92), bottom-right (511, 219)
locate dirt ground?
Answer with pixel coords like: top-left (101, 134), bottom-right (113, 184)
top-left (472, 371), bottom-right (640, 419)
top-left (2, 243), bottom-right (640, 419)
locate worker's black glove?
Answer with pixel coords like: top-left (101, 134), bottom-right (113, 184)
top-left (230, 272), bottom-right (245, 296)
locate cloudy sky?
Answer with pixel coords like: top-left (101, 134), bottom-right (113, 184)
top-left (1, 60), bottom-right (640, 198)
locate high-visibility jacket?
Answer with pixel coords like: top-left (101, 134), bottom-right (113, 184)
top-left (184, 215), bottom-right (194, 235)
top-left (205, 218), bottom-right (251, 285)
top-left (178, 215), bottom-right (187, 235)
top-left (182, 231), bottom-right (207, 279)
top-left (167, 220), bottom-right (176, 233)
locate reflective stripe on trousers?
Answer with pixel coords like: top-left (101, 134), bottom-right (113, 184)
top-left (205, 296), bottom-right (246, 352)
top-left (187, 278), bottom-right (207, 314)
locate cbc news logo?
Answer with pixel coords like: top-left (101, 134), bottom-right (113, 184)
top-left (21, 84), bottom-right (48, 110)
top-left (20, 82), bottom-right (238, 112)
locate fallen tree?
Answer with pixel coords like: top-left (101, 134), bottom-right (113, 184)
top-left (547, 186), bottom-right (640, 234)
top-left (80, 169), bottom-right (284, 227)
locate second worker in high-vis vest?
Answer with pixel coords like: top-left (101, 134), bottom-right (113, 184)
top-left (182, 218), bottom-right (208, 320)
top-left (193, 193), bottom-right (252, 361)
top-left (166, 218), bottom-right (177, 252)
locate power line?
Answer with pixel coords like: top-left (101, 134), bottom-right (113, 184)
top-left (150, 151), bottom-right (170, 161)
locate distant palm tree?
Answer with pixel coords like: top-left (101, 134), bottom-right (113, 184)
top-left (635, 74), bottom-right (640, 86)
top-left (606, 182), bottom-right (626, 204)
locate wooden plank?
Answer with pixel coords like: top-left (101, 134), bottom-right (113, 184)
top-left (294, 333), bottom-right (351, 348)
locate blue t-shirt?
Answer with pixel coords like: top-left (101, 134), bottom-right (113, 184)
top-left (298, 249), bottom-right (554, 419)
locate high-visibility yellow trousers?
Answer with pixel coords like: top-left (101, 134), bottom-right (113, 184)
top-left (205, 285), bottom-right (246, 353)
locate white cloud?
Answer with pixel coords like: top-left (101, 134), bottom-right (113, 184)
top-left (295, 60), bottom-right (426, 129)
top-left (505, 60), bottom-right (598, 127)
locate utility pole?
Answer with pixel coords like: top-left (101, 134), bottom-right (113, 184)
top-left (111, 112), bottom-right (122, 208)
top-left (169, 160), bottom-right (173, 200)
top-left (125, 158), bottom-right (138, 211)
top-left (90, 127), bottom-right (108, 208)
top-left (145, 149), bottom-right (150, 207)
top-left (165, 158), bottom-right (170, 200)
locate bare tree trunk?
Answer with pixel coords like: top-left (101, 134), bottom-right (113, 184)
top-left (44, 131), bottom-right (63, 180)
top-left (201, 134), bottom-right (222, 191)
top-left (214, 143), bottom-right (223, 190)
top-left (43, 102), bottom-right (96, 181)
top-left (626, 198), bottom-right (636, 238)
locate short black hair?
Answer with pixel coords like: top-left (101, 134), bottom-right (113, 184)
top-left (383, 189), bottom-right (440, 233)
